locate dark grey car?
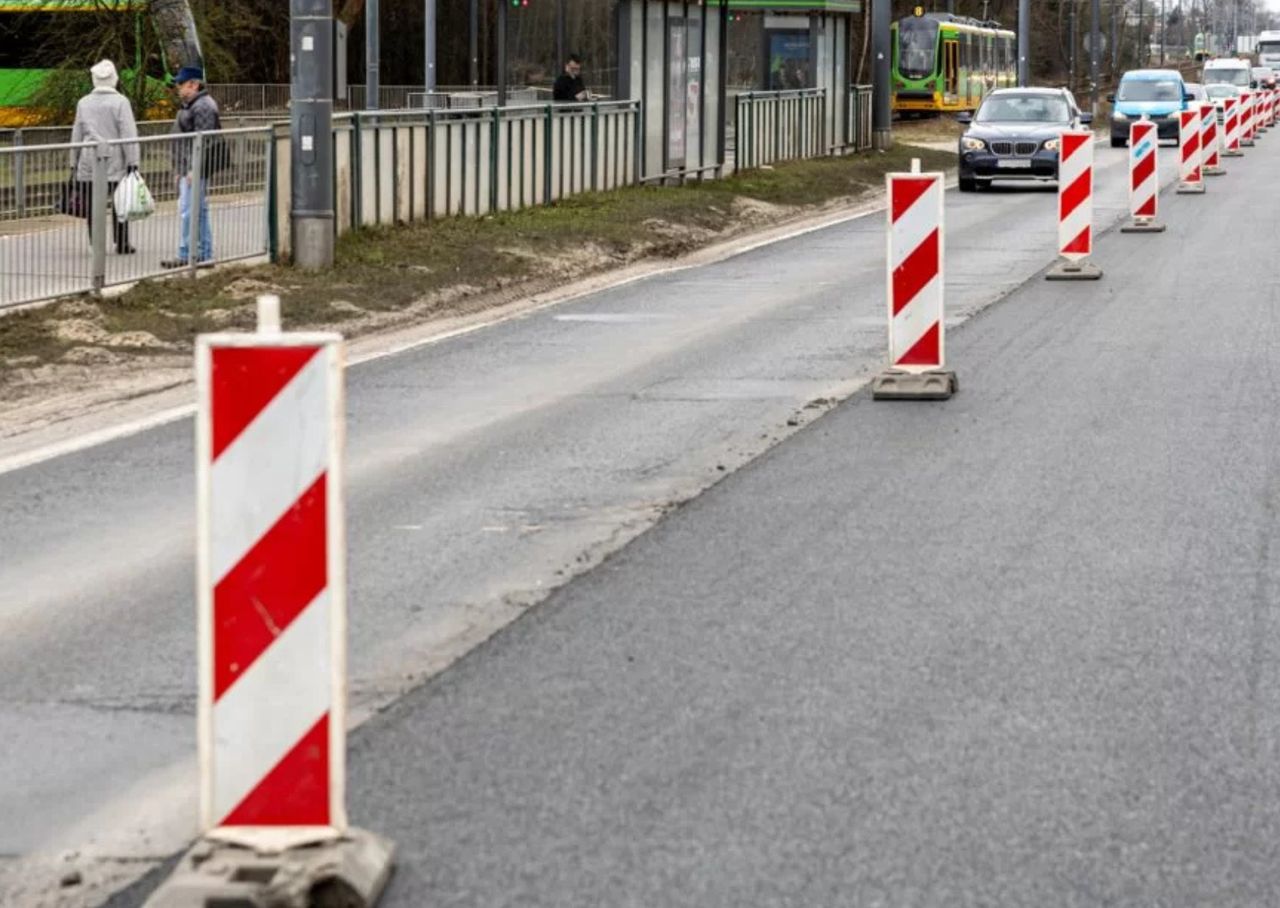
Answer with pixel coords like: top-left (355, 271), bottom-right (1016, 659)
top-left (957, 88), bottom-right (1093, 192)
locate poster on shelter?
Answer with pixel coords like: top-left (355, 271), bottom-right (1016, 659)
top-left (768, 31), bottom-right (811, 90)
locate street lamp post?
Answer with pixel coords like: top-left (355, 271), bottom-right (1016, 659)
top-left (1018, 0), bottom-right (1030, 85)
top-left (291, 0), bottom-right (334, 269)
top-left (365, 0), bottom-right (378, 109)
top-left (871, 0), bottom-right (891, 149)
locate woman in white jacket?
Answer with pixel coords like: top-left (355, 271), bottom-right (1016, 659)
top-left (70, 59), bottom-right (141, 254)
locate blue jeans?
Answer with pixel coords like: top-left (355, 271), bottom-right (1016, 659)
top-left (178, 175), bottom-right (213, 263)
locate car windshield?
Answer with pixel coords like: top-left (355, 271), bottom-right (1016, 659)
top-left (1259, 41), bottom-right (1280, 56)
top-left (1204, 66), bottom-right (1250, 87)
top-left (975, 95), bottom-right (1070, 123)
top-left (1205, 84), bottom-right (1238, 99)
top-left (897, 17), bottom-right (939, 79)
top-left (1117, 79), bottom-right (1183, 101)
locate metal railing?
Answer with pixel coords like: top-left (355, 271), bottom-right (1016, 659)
top-left (734, 88), bottom-right (827, 171)
top-left (331, 101), bottom-right (640, 232)
top-left (847, 85), bottom-right (874, 152)
top-left (0, 126), bottom-right (273, 310)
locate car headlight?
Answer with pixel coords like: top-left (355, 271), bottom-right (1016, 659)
top-left (1043, 138), bottom-right (1060, 151)
top-left (961, 137), bottom-right (986, 151)
top-left (1113, 111), bottom-right (1129, 120)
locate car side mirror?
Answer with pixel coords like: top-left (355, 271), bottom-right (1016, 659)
top-left (1106, 93), bottom-right (1116, 103)
top-left (1080, 112), bottom-right (1094, 124)
top-left (957, 111), bottom-right (973, 124)
top-left (1184, 92), bottom-right (1195, 102)
top-left (1251, 80), bottom-right (1259, 88)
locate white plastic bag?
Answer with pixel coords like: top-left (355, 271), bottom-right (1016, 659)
top-left (113, 171), bottom-right (155, 223)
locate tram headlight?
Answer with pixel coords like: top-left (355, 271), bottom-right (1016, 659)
top-left (961, 137), bottom-right (987, 151)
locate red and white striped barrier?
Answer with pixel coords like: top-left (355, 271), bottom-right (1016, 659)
top-left (871, 162), bottom-right (956, 399)
top-left (1047, 130), bottom-right (1101, 279)
top-left (147, 298), bottom-right (393, 906)
top-left (198, 307), bottom-right (347, 841)
top-left (1122, 119), bottom-right (1163, 232)
top-left (1177, 108), bottom-right (1205, 193)
top-left (1224, 96), bottom-right (1243, 156)
top-left (1241, 90), bottom-right (1256, 146)
top-left (1201, 101), bottom-right (1224, 176)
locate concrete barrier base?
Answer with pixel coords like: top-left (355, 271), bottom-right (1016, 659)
top-left (872, 369), bottom-right (958, 401)
top-left (1204, 166), bottom-right (1226, 175)
top-left (1121, 219), bottom-right (1166, 233)
top-left (1176, 182), bottom-right (1207, 194)
top-left (1046, 260), bottom-right (1103, 281)
top-left (144, 828), bottom-right (394, 908)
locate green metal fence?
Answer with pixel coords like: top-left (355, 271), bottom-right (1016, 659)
top-left (734, 88), bottom-right (827, 172)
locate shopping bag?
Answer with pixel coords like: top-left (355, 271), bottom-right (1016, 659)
top-left (113, 171), bottom-right (156, 223)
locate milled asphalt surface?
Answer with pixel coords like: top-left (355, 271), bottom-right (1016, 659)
top-left (0, 135), bottom-right (1226, 905)
top-left (341, 147), bottom-right (1280, 906)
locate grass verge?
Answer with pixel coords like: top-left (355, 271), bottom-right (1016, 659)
top-left (0, 144), bottom-right (955, 395)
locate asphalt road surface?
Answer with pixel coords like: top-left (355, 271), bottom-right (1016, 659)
top-left (5, 134), bottom-right (1259, 906)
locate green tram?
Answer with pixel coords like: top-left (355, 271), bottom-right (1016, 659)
top-left (892, 10), bottom-right (1016, 114)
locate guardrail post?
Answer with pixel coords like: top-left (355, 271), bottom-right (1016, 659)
top-left (189, 132), bottom-right (203, 279)
top-left (591, 102), bottom-right (600, 192)
top-left (352, 111), bottom-right (363, 229)
top-left (90, 141), bottom-right (109, 292)
top-left (543, 104), bottom-right (553, 204)
top-left (13, 130), bottom-right (24, 218)
top-left (490, 106), bottom-right (500, 213)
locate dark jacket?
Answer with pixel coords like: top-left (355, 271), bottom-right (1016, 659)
top-left (171, 89), bottom-right (221, 175)
top-left (553, 72), bottom-right (587, 102)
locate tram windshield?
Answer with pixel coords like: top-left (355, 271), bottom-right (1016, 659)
top-left (897, 17), bottom-right (939, 79)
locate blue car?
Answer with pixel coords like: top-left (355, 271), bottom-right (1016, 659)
top-left (1109, 69), bottom-right (1193, 146)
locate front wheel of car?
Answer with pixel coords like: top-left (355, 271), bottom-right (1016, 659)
top-left (959, 176), bottom-right (978, 192)
top-left (1110, 136), bottom-right (1125, 148)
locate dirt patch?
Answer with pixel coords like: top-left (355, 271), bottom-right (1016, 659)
top-left (0, 145), bottom-right (956, 437)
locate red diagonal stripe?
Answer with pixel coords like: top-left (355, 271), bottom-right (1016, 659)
top-left (896, 322), bottom-right (940, 368)
top-left (213, 473), bottom-right (327, 700)
top-left (1132, 124), bottom-right (1154, 144)
top-left (221, 714), bottom-right (330, 827)
top-left (212, 347), bottom-right (321, 460)
top-left (1132, 151), bottom-right (1155, 189)
top-left (1059, 170), bottom-right (1091, 221)
top-left (892, 228), bottom-right (939, 317)
top-left (1181, 133), bottom-right (1200, 158)
top-left (890, 176), bottom-right (935, 223)
top-left (1061, 132), bottom-right (1090, 161)
top-left (1136, 194), bottom-right (1156, 218)
top-left (1062, 225), bottom-right (1091, 256)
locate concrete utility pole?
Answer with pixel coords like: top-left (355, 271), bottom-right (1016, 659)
top-left (872, 0), bottom-right (891, 149)
top-left (1138, 0), bottom-right (1145, 64)
top-left (366, 0), bottom-right (379, 109)
top-left (557, 0), bottom-right (567, 68)
top-left (497, 0), bottom-right (508, 106)
top-left (1160, 0), bottom-right (1166, 65)
top-left (469, 0), bottom-right (479, 86)
top-left (1018, 0), bottom-right (1030, 85)
top-left (1111, 0), bottom-right (1119, 73)
top-left (425, 0), bottom-right (436, 92)
top-left (291, 0), bottom-right (335, 270)
top-left (1090, 0), bottom-right (1100, 115)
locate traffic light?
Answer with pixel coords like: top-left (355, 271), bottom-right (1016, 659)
top-left (509, 0), bottom-right (529, 7)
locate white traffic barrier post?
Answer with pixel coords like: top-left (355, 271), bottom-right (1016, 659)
top-left (145, 296), bottom-right (394, 908)
top-left (1122, 119), bottom-right (1164, 233)
top-left (871, 158), bottom-right (957, 401)
top-left (1047, 130), bottom-right (1102, 280)
top-left (1201, 101), bottom-right (1225, 176)
top-left (1176, 108), bottom-right (1206, 194)
top-left (1224, 96), bottom-right (1244, 156)
top-left (1241, 90), bottom-right (1256, 147)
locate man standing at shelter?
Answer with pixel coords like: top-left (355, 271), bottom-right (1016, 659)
top-left (553, 54), bottom-right (592, 102)
top-left (162, 66), bottom-right (219, 268)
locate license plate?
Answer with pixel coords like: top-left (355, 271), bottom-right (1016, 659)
top-left (997, 159), bottom-right (1033, 169)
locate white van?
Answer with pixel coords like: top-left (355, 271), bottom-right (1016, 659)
top-left (1202, 57), bottom-right (1252, 88)
top-left (1259, 31), bottom-right (1280, 69)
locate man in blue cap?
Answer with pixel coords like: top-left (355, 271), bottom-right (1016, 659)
top-left (162, 65), bottom-right (220, 268)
